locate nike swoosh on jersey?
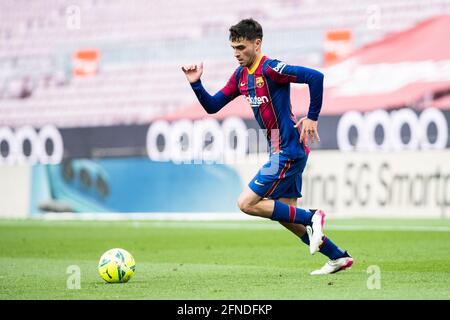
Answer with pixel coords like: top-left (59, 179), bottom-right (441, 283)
top-left (254, 180), bottom-right (265, 186)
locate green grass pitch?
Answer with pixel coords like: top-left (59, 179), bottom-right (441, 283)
top-left (0, 218), bottom-right (449, 299)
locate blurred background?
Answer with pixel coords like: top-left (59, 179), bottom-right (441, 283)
top-left (0, 0), bottom-right (449, 219)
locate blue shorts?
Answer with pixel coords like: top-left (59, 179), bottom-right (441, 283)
top-left (248, 153), bottom-right (308, 200)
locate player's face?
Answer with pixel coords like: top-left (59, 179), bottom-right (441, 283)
top-left (230, 38), bottom-right (261, 67)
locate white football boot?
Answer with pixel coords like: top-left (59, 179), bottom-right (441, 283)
top-left (310, 256), bottom-right (354, 275)
top-left (306, 209), bottom-right (326, 255)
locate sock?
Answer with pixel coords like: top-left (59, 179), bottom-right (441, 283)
top-left (300, 234), bottom-right (349, 260)
top-left (300, 233), bottom-right (310, 245)
top-left (271, 200), bottom-right (313, 225)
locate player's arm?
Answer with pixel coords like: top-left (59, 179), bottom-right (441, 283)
top-left (182, 63), bottom-right (240, 114)
top-left (264, 60), bottom-right (324, 144)
top-left (265, 60), bottom-right (324, 120)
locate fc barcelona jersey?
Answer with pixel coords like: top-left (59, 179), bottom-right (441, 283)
top-left (190, 55), bottom-right (324, 158)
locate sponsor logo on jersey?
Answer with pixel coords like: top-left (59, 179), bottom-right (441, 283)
top-left (273, 61), bottom-right (286, 73)
top-left (255, 76), bottom-right (265, 88)
top-left (246, 95), bottom-right (269, 108)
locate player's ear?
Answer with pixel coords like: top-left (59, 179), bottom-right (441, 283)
top-left (254, 39), bottom-right (262, 50)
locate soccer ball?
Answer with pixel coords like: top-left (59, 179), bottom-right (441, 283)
top-left (98, 248), bottom-right (136, 283)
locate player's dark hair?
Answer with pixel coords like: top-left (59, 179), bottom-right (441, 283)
top-left (229, 18), bottom-right (263, 41)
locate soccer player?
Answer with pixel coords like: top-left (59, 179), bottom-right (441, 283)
top-left (182, 18), bottom-right (353, 275)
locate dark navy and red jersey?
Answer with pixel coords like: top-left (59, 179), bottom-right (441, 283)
top-left (190, 55), bottom-right (324, 159)
top-left (190, 55), bottom-right (324, 199)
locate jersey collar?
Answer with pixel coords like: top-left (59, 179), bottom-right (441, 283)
top-left (247, 54), bottom-right (264, 74)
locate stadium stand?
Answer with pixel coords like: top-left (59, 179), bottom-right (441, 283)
top-left (1, 0), bottom-right (450, 127)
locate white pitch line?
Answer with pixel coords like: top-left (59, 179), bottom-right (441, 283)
top-left (128, 221), bottom-right (450, 232)
top-left (324, 225), bottom-right (450, 232)
top-left (5, 215), bottom-right (450, 232)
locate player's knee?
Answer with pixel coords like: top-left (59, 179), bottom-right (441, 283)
top-left (237, 198), bottom-right (255, 215)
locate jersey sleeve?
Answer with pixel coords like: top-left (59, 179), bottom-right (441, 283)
top-left (220, 68), bottom-right (241, 99)
top-left (264, 60), bottom-right (324, 121)
top-left (190, 68), bottom-right (241, 114)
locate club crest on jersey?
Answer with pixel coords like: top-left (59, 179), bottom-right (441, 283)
top-left (255, 76), bottom-right (265, 88)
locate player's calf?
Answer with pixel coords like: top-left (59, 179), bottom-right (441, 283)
top-left (237, 197), bottom-right (274, 218)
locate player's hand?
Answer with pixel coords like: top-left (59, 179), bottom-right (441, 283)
top-left (294, 116), bottom-right (320, 145)
top-left (181, 63), bottom-right (203, 83)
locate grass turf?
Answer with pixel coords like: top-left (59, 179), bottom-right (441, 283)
top-left (0, 219), bottom-right (449, 300)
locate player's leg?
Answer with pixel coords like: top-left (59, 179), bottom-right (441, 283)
top-left (252, 196), bottom-right (332, 257)
top-left (237, 186), bottom-right (326, 260)
top-left (277, 197), bottom-right (307, 238)
top-left (237, 190), bottom-right (353, 274)
top-left (271, 172), bottom-right (326, 255)
top-left (235, 191), bottom-right (307, 247)
top-left (239, 155), bottom-right (353, 274)
top-left (237, 186), bottom-right (314, 226)
top-left (238, 155), bottom-right (316, 223)
top-left (236, 185), bottom-right (273, 219)
top-left (237, 156), bottom-right (323, 256)
top-left (272, 199), bottom-right (353, 275)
